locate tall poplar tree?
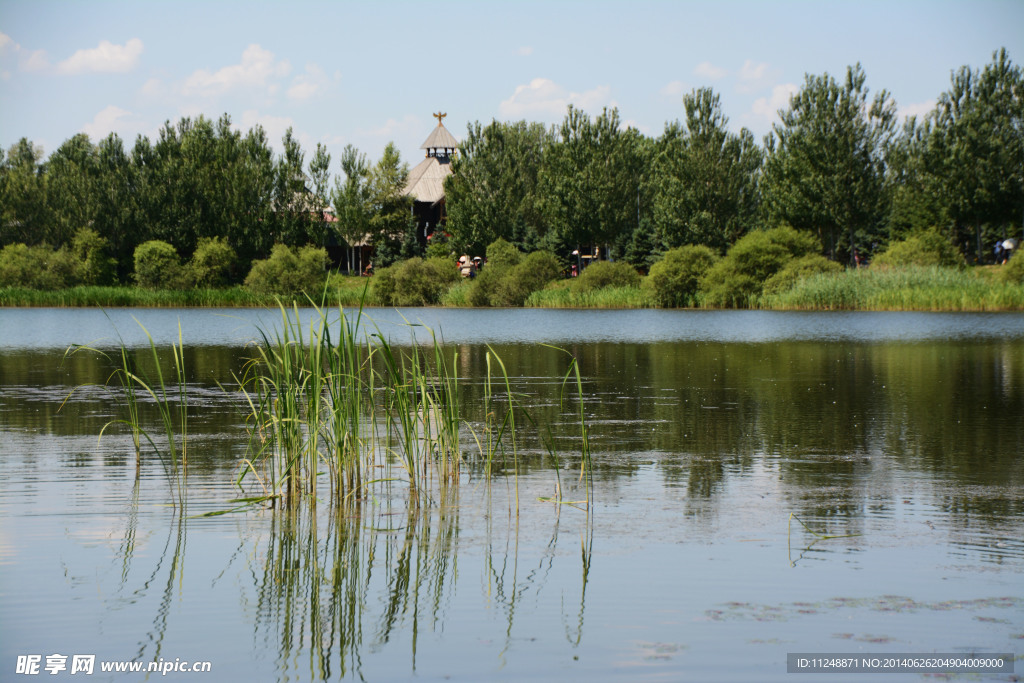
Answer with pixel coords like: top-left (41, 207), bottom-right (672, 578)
top-left (761, 64), bottom-right (895, 262)
top-left (922, 48), bottom-right (1023, 260)
top-left (332, 144), bottom-right (372, 272)
top-left (0, 138), bottom-right (50, 246)
top-left (366, 142), bottom-right (413, 267)
top-left (444, 120), bottom-right (554, 255)
top-left (537, 106), bottom-right (646, 257)
top-left (651, 88), bottom-right (762, 253)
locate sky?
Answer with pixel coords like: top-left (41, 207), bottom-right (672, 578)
top-left (1, 0), bottom-right (1022, 171)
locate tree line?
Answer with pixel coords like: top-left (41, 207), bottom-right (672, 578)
top-left (1, 48), bottom-right (1021, 287)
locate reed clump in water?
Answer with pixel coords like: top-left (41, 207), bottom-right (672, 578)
top-left (233, 303), bottom-right (594, 513)
top-left (235, 303), bottom-right (472, 508)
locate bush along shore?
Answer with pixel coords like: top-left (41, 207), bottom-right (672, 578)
top-left (2, 230), bottom-right (1024, 311)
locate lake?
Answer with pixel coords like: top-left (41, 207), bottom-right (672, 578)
top-left (1, 308), bottom-right (1022, 681)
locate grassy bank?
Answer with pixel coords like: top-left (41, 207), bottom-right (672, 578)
top-left (3, 266), bottom-right (1024, 311)
top-left (0, 278), bottom-right (372, 308)
top-left (526, 282), bottom-right (656, 308)
top-left (761, 266), bottom-right (1024, 311)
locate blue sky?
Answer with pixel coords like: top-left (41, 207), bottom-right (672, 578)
top-left (1, 0), bottom-right (1022, 169)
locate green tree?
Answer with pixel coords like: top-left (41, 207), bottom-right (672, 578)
top-left (46, 134), bottom-right (100, 249)
top-left (307, 143), bottom-right (332, 247)
top-left (244, 243), bottom-right (328, 295)
top-left (871, 227), bottom-right (964, 269)
top-left (366, 142), bottom-right (413, 268)
top-left (761, 64), bottom-right (896, 263)
top-left (71, 227), bottom-right (117, 285)
top-left (332, 144), bottom-right (372, 273)
top-left (919, 48), bottom-right (1024, 261)
top-left (0, 138), bottom-right (50, 246)
top-left (445, 120), bottom-right (554, 255)
top-left (188, 236), bottom-right (237, 287)
top-left (228, 124), bottom-right (276, 267)
top-left (272, 127), bottom-right (313, 247)
top-left (885, 116), bottom-right (949, 240)
top-left (651, 88), bottom-right (762, 253)
top-left (537, 106), bottom-right (647, 258)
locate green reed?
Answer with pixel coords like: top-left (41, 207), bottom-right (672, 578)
top-left (235, 302), bottom-right (469, 507)
top-left (65, 319), bottom-right (190, 505)
top-left (371, 325), bottom-right (464, 499)
top-left (762, 265), bottom-right (1024, 311)
top-left (468, 347), bottom-right (520, 512)
top-left (526, 284), bottom-right (655, 309)
top-left (531, 346), bottom-right (593, 509)
top-left (236, 304), bottom-right (324, 507)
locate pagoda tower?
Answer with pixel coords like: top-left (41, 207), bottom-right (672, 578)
top-left (404, 112), bottom-right (458, 246)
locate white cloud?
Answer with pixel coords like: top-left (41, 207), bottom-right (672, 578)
top-left (739, 59), bottom-right (769, 82)
top-left (694, 61), bottom-right (727, 80)
top-left (57, 38), bottom-right (143, 74)
top-left (22, 49), bottom-right (49, 72)
top-left (287, 81), bottom-right (319, 100)
top-left (183, 44), bottom-right (290, 97)
top-left (660, 80), bottom-right (687, 97)
top-left (499, 78), bottom-right (614, 119)
top-left (516, 46), bottom-right (533, 57)
top-left (287, 63), bottom-right (328, 101)
top-left (751, 83), bottom-right (799, 120)
top-left (81, 105), bottom-right (134, 139)
top-left (0, 33), bottom-right (50, 73)
top-left (898, 99), bottom-right (936, 122)
top-left (364, 114), bottom-right (421, 140)
top-left (736, 59), bottom-right (774, 93)
top-left (140, 77), bottom-right (166, 97)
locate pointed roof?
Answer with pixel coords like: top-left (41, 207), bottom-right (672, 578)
top-left (420, 111), bottom-right (458, 153)
top-left (420, 124), bottom-right (459, 152)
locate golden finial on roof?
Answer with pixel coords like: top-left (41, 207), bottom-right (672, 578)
top-left (433, 111), bottom-right (447, 126)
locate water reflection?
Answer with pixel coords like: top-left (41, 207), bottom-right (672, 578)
top-left (3, 337), bottom-right (1022, 539)
top-left (2, 315), bottom-right (1023, 680)
top-left (239, 486), bottom-right (593, 680)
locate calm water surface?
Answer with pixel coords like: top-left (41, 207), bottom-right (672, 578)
top-left (1, 308), bottom-right (1022, 681)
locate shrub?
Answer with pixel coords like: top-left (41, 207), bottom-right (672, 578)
top-left (425, 240), bottom-right (454, 261)
top-left (485, 238), bottom-right (521, 268)
top-left (372, 256), bottom-right (459, 306)
top-left (700, 225), bottom-right (821, 307)
top-left (573, 260), bottom-right (641, 293)
top-left (244, 244), bottom-right (328, 296)
top-left (872, 228), bottom-right (964, 269)
top-left (998, 251), bottom-right (1024, 284)
top-left (466, 267), bottom-right (503, 307)
top-left (763, 253), bottom-right (844, 295)
top-left (645, 245), bottom-right (718, 308)
top-left (0, 243), bottom-right (77, 289)
top-left (491, 250), bottom-right (561, 306)
top-left (71, 228), bottom-right (116, 285)
top-left (466, 249), bottom-right (560, 307)
top-left (134, 240), bottom-right (187, 290)
top-left (189, 237), bottom-right (236, 288)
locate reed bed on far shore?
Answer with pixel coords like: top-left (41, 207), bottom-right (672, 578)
top-left (761, 265), bottom-right (1024, 311)
top-left (0, 279), bottom-right (372, 308)
top-left (526, 283), bottom-right (656, 309)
